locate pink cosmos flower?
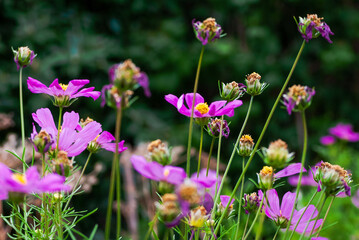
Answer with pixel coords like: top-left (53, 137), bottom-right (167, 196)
top-left (220, 195), bottom-right (235, 209)
top-left (165, 93), bottom-right (242, 118)
top-left (329, 123), bottom-right (359, 142)
top-left (27, 77), bottom-right (100, 107)
top-left (130, 155), bottom-right (186, 185)
top-left (260, 189), bottom-right (323, 234)
top-left (320, 135), bottom-right (336, 145)
top-left (32, 108), bottom-right (102, 157)
top-left (87, 131), bottom-right (127, 154)
top-left (0, 163), bottom-right (70, 200)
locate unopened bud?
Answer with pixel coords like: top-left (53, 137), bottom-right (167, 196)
top-left (237, 135), bottom-right (254, 157)
top-left (12, 46), bottom-right (36, 70)
top-left (245, 72), bottom-right (268, 96)
top-left (257, 166), bottom-right (274, 190)
top-left (261, 139), bottom-right (294, 169)
top-left (52, 151), bottom-right (73, 177)
top-left (219, 81), bottom-right (245, 101)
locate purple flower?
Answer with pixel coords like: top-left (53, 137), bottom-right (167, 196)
top-left (283, 85), bottom-right (315, 115)
top-left (320, 135), bottom-right (336, 145)
top-left (297, 14), bottom-right (334, 43)
top-left (289, 166), bottom-right (317, 187)
top-left (261, 189), bottom-right (323, 234)
top-left (0, 163), bottom-right (71, 200)
top-left (220, 195), bottom-right (235, 209)
top-left (275, 163), bottom-right (307, 178)
top-left (30, 127), bottom-right (54, 154)
top-left (243, 192), bottom-right (262, 214)
top-left (207, 118), bottom-right (230, 138)
top-left (165, 93), bottom-right (242, 118)
top-left (12, 46), bottom-right (36, 71)
top-left (329, 123), bottom-right (359, 142)
top-left (87, 131), bottom-right (127, 154)
top-left (27, 77), bottom-right (100, 107)
top-left (192, 18), bottom-right (223, 45)
top-left (131, 155), bottom-right (186, 185)
top-left (191, 169), bottom-right (221, 197)
top-left (32, 108), bottom-right (102, 157)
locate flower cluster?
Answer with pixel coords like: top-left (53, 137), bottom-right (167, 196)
top-left (283, 85), bottom-right (315, 115)
top-left (297, 14), bottom-right (334, 43)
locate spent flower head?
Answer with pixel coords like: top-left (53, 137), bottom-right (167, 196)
top-left (192, 17), bottom-right (224, 45)
top-left (237, 134), bottom-right (255, 157)
top-left (261, 139), bottom-right (294, 168)
top-left (147, 139), bottom-right (171, 165)
top-left (314, 161), bottom-right (352, 196)
top-left (219, 81), bottom-right (246, 102)
top-left (243, 192), bottom-right (262, 214)
top-left (245, 72), bottom-right (268, 96)
top-left (156, 193), bottom-right (181, 223)
top-left (30, 128), bottom-right (53, 154)
top-left (282, 85), bottom-right (315, 115)
top-left (12, 46), bottom-right (36, 70)
top-left (207, 118), bottom-right (230, 138)
top-left (297, 14), bottom-right (334, 43)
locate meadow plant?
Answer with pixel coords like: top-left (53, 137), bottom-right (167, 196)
top-left (0, 13), bottom-right (356, 240)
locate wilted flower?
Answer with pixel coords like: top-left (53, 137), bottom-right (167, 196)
top-left (207, 118), bottom-right (230, 138)
top-left (219, 81), bottom-right (246, 102)
top-left (260, 189), bottom-right (323, 234)
top-left (147, 139), bottom-right (171, 165)
top-left (32, 108), bottom-right (102, 157)
top-left (329, 123), bottom-right (359, 142)
top-left (156, 193), bottom-right (181, 223)
top-left (165, 93), bottom-right (242, 118)
top-left (243, 192), bottom-right (262, 214)
top-left (27, 77), bottom-right (100, 107)
top-left (87, 131), bottom-right (127, 154)
top-left (283, 85), bottom-right (315, 115)
top-left (192, 17), bottom-right (224, 45)
top-left (131, 155), bottom-right (186, 186)
top-left (188, 206), bottom-right (208, 228)
top-left (261, 139), bottom-right (294, 168)
top-left (245, 72), bottom-right (268, 96)
top-left (297, 14), bottom-right (334, 43)
top-left (12, 46), bottom-right (36, 70)
top-left (30, 128), bottom-right (53, 154)
top-left (0, 163), bottom-right (71, 201)
top-left (314, 161), bottom-right (352, 196)
top-left (177, 179), bottom-right (201, 207)
top-left (320, 135), bottom-right (336, 145)
top-left (237, 134), bottom-right (254, 157)
top-left (52, 150), bottom-right (73, 177)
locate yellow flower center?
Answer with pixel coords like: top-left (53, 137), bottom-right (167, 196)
top-left (59, 83), bottom-right (68, 91)
top-left (163, 169), bottom-right (170, 178)
top-left (195, 103), bottom-right (209, 115)
top-left (12, 173), bottom-right (27, 185)
top-left (94, 135), bottom-right (100, 141)
top-left (260, 166), bottom-right (273, 176)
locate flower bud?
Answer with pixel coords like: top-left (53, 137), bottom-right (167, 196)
top-left (87, 135), bottom-right (101, 153)
top-left (237, 135), bottom-right (254, 157)
top-left (12, 46), bottom-right (36, 70)
top-left (147, 139), bottom-right (171, 165)
top-left (243, 192), bottom-right (262, 214)
top-left (30, 130), bottom-right (53, 154)
top-left (156, 193), bottom-right (180, 223)
top-left (52, 151), bottom-right (73, 177)
top-left (52, 192), bottom-right (64, 203)
top-left (245, 72), bottom-right (268, 96)
top-left (314, 161), bottom-right (352, 196)
top-left (257, 166), bottom-right (274, 190)
top-left (261, 139), bottom-right (294, 169)
top-left (192, 17), bottom-right (224, 45)
top-left (188, 206), bottom-right (208, 228)
top-left (219, 81), bottom-right (245, 102)
top-left (282, 85), bottom-right (315, 115)
top-left (207, 118), bottom-right (230, 138)
top-left (158, 181), bottom-right (174, 194)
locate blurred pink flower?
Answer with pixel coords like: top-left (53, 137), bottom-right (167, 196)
top-left (320, 135), bottom-right (336, 145)
top-left (329, 123), bottom-right (359, 142)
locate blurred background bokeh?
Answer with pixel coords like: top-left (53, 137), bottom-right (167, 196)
top-left (1, 0), bottom-right (359, 239)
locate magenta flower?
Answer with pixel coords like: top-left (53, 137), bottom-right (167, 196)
top-left (282, 85), bottom-right (315, 115)
top-left (191, 169), bottom-right (221, 197)
top-left (220, 195), bottom-right (235, 208)
top-left (261, 189), bottom-right (323, 234)
top-left (0, 163), bottom-right (70, 200)
top-left (32, 108), bottom-right (102, 157)
top-left (275, 163), bottom-right (307, 178)
top-left (27, 77), bottom-right (100, 107)
top-left (192, 18), bottom-right (223, 45)
top-left (311, 237), bottom-right (329, 240)
top-left (165, 93), bottom-right (242, 118)
top-left (297, 14), bottom-right (334, 43)
top-left (320, 135), bottom-right (336, 145)
top-left (288, 166), bottom-right (317, 187)
top-left (329, 123), bottom-right (359, 142)
top-left (131, 155), bottom-right (186, 185)
top-left (87, 131), bottom-right (127, 154)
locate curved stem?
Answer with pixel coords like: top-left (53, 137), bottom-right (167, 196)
top-left (197, 126), bottom-right (204, 177)
top-left (283, 110), bottom-right (308, 239)
top-left (273, 226), bottom-right (281, 240)
top-left (315, 196), bottom-right (335, 238)
top-left (56, 107), bottom-right (63, 152)
top-left (212, 96), bottom-right (253, 215)
top-left (243, 196), bottom-right (264, 240)
top-left (186, 46), bottom-right (205, 175)
top-left (288, 190), bottom-right (318, 240)
top-left (212, 40), bottom-right (306, 238)
top-left (206, 137), bottom-right (215, 176)
top-left (234, 157), bottom-right (246, 239)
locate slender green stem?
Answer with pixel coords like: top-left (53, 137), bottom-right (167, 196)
top-left (241, 213), bottom-right (250, 240)
top-left (186, 46), bottom-right (205, 176)
top-left (288, 190), bottom-right (318, 240)
top-left (56, 107), bottom-right (63, 152)
top-left (197, 126), bottom-right (204, 177)
top-left (243, 196), bottom-right (264, 240)
top-left (14, 205), bottom-right (21, 240)
top-left (144, 213), bottom-right (158, 240)
top-left (206, 137), bottom-right (215, 176)
top-left (283, 110), bottom-right (308, 239)
top-left (212, 96), bottom-right (253, 212)
top-left (57, 201), bottom-right (63, 239)
top-left (255, 209), bottom-right (266, 240)
top-left (19, 67), bottom-right (25, 150)
top-left (212, 40), bottom-right (306, 239)
top-left (315, 197), bottom-right (335, 238)
top-left (234, 157), bottom-right (246, 239)
top-left (308, 195), bottom-right (327, 237)
top-left (105, 105), bottom-right (123, 240)
top-left (273, 226), bottom-right (281, 240)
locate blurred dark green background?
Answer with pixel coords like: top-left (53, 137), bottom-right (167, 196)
top-left (1, 0), bottom-right (359, 239)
